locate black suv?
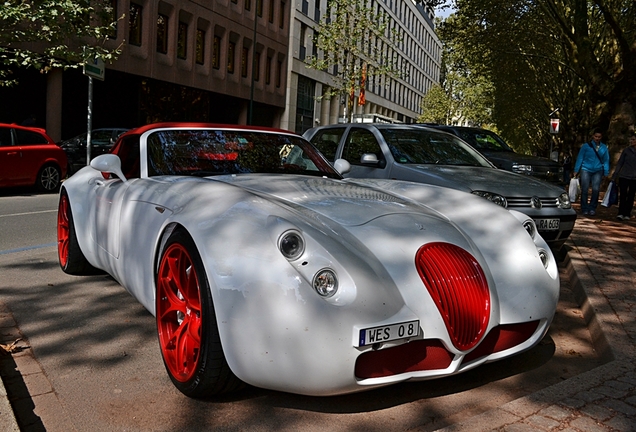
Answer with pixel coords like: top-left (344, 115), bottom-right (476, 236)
top-left (424, 125), bottom-right (563, 184)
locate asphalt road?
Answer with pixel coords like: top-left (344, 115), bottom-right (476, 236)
top-left (0, 188), bottom-right (604, 432)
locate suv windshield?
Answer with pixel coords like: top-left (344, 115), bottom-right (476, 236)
top-left (380, 129), bottom-right (493, 167)
top-left (457, 129), bottom-right (513, 152)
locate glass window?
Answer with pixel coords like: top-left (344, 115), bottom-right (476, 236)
top-left (245, 0), bottom-right (251, 10)
top-left (309, 128), bottom-right (345, 162)
top-left (268, 0), bottom-right (275, 22)
top-left (256, 0), bottom-right (263, 17)
top-left (177, 21), bottom-right (188, 59)
top-left (157, 14), bottom-right (169, 54)
top-left (279, 0), bottom-right (285, 28)
top-left (342, 129), bottom-right (383, 165)
top-left (228, 42), bottom-right (236, 73)
top-left (241, 46), bottom-right (249, 77)
top-left (129, 3), bottom-right (143, 46)
top-left (254, 51), bottom-right (260, 81)
top-left (265, 56), bottom-right (272, 84)
top-left (196, 29), bottom-right (205, 64)
top-left (213, 36), bottom-right (221, 69)
top-left (0, 128), bottom-right (13, 147)
top-left (276, 58), bottom-right (282, 88)
top-left (15, 129), bottom-right (48, 145)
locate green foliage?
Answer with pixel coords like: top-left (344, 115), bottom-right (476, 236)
top-left (436, 0), bottom-right (636, 156)
top-left (0, 0), bottom-right (121, 85)
top-left (418, 84), bottom-right (452, 124)
top-left (304, 0), bottom-right (403, 121)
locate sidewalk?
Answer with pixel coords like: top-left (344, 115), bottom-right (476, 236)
top-left (437, 206), bottom-right (636, 432)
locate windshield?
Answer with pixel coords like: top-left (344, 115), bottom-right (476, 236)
top-left (457, 129), bottom-right (513, 152)
top-left (146, 129), bottom-right (341, 178)
top-left (380, 129), bottom-right (493, 167)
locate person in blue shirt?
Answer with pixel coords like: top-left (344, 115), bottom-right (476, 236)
top-left (573, 128), bottom-right (610, 216)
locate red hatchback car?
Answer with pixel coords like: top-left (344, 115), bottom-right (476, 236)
top-left (0, 123), bottom-right (67, 192)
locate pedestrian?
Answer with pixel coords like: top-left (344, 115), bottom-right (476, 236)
top-left (573, 128), bottom-right (610, 216)
top-left (562, 150), bottom-right (572, 184)
top-left (613, 133), bottom-right (636, 220)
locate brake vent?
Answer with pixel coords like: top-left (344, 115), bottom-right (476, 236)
top-left (415, 243), bottom-right (490, 351)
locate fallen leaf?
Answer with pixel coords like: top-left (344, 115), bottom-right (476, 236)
top-left (0, 338), bottom-right (29, 354)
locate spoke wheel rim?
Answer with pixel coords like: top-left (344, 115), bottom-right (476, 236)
top-left (157, 243), bottom-right (203, 382)
top-left (41, 167), bottom-right (59, 190)
top-left (57, 195), bottom-right (69, 267)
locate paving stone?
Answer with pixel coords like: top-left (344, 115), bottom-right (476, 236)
top-left (526, 414), bottom-right (560, 430)
top-left (575, 390), bottom-right (605, 403)
top-left (568, 416), bottom-right (610, 432)
top-left (560, 398), bottom-right (586, 410)
top-left (600, 399), bottom-right (636, 416)
top-left (580, 403), bottom-right (614, 422)
top-left (594, 385), bottom-right (630, 398)
top-left (604, 413), bottom-right (636, 432)
top-left (537, 405), bottom-right (572, 421)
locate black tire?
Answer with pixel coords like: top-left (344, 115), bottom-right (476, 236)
top-left (57, 191), bottom-right (101, 275)
top-left (156, 229), bottom-right (243, 398)
top-left (36, 164), bottom-right (62, 193)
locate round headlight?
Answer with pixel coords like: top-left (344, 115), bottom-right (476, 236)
top-left (538, 249), bottom-right (549, 269)
top-left (557, 192), bottom-right (572, 209)
top-left (313, 269), bottom-right (338, 297)
top-left (278, 230), bottom-right (304, 260)
top-left (523, 220), bottom-right (536, 238)
top-left (472, 191), bottom-right (508, 208)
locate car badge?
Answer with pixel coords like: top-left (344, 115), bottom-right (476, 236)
top-left (530, 196), bottom-right (542, 209)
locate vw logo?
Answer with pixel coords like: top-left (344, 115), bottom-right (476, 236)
top-left (530, 196), bottom-right (543, 209)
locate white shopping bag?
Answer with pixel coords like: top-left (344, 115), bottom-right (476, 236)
top-left (568, 178), bottom-right (579, 202)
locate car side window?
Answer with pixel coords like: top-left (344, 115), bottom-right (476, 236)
top-left (342, 128), bottom-right (384, 166)
top-left (15, 129), bottom-right (48, 145)
top-left (0, 128), bottom-right (12, 147)
top-left (116, 136), bottom-right (141, 179)
top-left (311, 128), bottom-right (345, 162)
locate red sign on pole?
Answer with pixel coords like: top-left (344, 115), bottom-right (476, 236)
top-left (549, 119), bottom-right (560, 134)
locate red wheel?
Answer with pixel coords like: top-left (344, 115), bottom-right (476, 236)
top-left (57, 194), bottom-right (70, 269)
top-left (57, 190), bottom-right (99, 275)
top-left (156, 229), bottom-right (243, 397)
top-left (156, 243), bottom-right (203, 382)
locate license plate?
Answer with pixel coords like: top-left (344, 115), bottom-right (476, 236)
top-left (359, 320), bottom-right (420, 346)
top-left (534, 218), bottom-right (560, 230)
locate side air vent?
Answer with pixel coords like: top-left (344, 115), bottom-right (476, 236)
top-left (415, 243), bottom-right (490, 351)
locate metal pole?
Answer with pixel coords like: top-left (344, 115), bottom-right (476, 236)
top-left (86, 76), bottom-right (93, 166)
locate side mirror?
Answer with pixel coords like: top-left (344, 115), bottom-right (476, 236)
top-left (334, 158), bottom-right (351, 175)
top-left (360, 153), bottom-right (386, 168)
top-left (90, 154), bottom-right (128, 183)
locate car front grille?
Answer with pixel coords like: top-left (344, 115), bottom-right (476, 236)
top-left (506, 196), bottom-right (560, 209)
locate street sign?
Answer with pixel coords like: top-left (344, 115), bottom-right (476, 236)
top-left (83, 57), bottom-right (105, 81)
top-left (549, 118), bottom-right (560, 134)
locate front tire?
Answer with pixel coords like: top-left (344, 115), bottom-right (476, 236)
top-left (57, 191), bottom-right (100, 275)
top-left (156, 229), bottom-right (243, 398)
top-left (37, 164), bottom-right (61, 192)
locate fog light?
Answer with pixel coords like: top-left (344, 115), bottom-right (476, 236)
top-left (538, 249), bottom-right (549, 268)
top-left (313, 269), bottom-right (338, 297)
top-left (279, 230), bottom-right (304, 260)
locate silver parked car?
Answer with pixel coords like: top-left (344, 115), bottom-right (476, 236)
top-left (304, 123), bottom-right (576, 248)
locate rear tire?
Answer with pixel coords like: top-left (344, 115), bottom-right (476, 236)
top-left (37, 164), bottom-right (61, 193)
top-left (156, 229), bottom-right (243, 398)
top-left (57, 191), bottom-right (101, 275)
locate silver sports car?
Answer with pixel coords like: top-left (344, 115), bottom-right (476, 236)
top-left (58, 123), bottom-right (559, 397)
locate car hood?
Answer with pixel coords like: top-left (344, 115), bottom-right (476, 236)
top-left (212, 175), bottom-right (443, 227)
top-left (479, 151), bottom-right (560, 168)
top-left (394, 164), bottom-right (564, 197)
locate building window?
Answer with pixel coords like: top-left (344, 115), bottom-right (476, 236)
top-left (196, 29), bottom-right (205, 64)
top-left (256, 0), bottom-right (263, 17)
top-left (268, 0), bottom-right (275, 22)
top-left (108, 0), bottom-right (118, 39)
top-left (241, 46), bottom-right (249, 77)
top-left (276, 58), bottom-right (282, 88)
top-left (302, 0), bottom-right (308, 15)
top-left (213, 36), bottom-right (221, 69)
top-left (254, 51), bottom-right (260, 81)
top-left (266, 55), bottom-right (272, 84)
top-left (177, 21), bottom-right (188, 59)
top-left (245, 0), bottom-right (251, 10)
top-left (157, 14), bottom-right (169, 54)
top-left (129, 3), bottom-right (143, 46)
top-left (299, 24), bottom-right (306, 61)
top-left (279, 0), bottom-right (285, 28)
top-left (228, 42), bottom-right (236, 73)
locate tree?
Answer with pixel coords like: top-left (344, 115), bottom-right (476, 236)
top-left (418, 14), bottom-right (493, 128)
top-left (0, 0), bottom-right (121, 86)
top-left (433, 0), bottom-right (636, 156)
top-left (305, 0), bottom-right (402, 122)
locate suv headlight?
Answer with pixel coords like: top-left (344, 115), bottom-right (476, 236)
top-left (512, 163), bottom-right (532, 174)
top-left (472, 191), bottom-right (508, 208)
top-left (557, 192), bottom-right (571, 209)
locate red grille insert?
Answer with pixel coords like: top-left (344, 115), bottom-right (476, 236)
top-left (462, 321), bottom-right (540, 364)
top-left (355, 340), bottom-right (454, 379)
top-left (416, 243), bottom-right (490, 351)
